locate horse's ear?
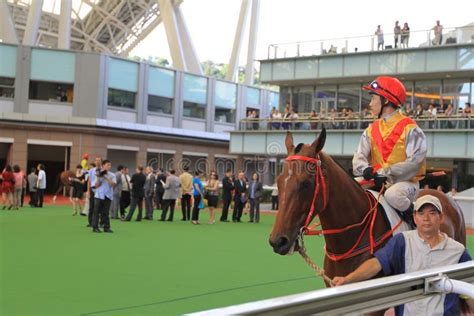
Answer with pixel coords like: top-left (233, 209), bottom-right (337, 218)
top-left (311, 128), bottom-right (326, 154)
top-left (285, 131), bottom-right (295, 154)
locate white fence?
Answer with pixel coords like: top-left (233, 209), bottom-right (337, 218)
top-left (188, 262), bottom-right (474, 315)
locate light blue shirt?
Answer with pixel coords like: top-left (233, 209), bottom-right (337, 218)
top-left (250, 182), bottom-right (256, 199)
top-left (94, 171), bottom-right (116, 200)
top-left (88, 167), bottom-right (97, 191)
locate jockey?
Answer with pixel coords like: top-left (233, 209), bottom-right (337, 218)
top-left (353, 76), bottom-right (427, 225)
top-left (81, 153), bottom-right (90, 171)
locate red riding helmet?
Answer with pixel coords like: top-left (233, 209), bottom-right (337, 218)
top-left (362, 76), bottom-right (406, 106)
top-left (83, 153), bottom-right (89, 159)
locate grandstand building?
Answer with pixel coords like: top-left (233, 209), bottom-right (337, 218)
top-left (230, 27), bottom-right (474, 190)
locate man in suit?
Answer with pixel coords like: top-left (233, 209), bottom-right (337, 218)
top-left (154, 169), bottom-right (166, 211)
top-left (220, 168), bottom-right (234, 222)
top-left (109, 165), bottom-right (123, 219)
top-left (119, 166), bottom-right (131, 219)
top-left (160, 169), bottom-right (181, 221)
top-left (124, 166), bottom-right (146, 221)
top-left (232, 171), bottom-right (247, 223)
top-left (248, 172), bottom-right (263, 223)
top-left (144, 166), bottom-right (155, 220)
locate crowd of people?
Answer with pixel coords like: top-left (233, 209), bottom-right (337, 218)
top-left (64, 154), bottom-right (269, 233)
top-left (375, 20), bottom-right (445, 51)
top-left (249, 101), bottom-right (473, 131)
top-left (0, 163), bottom-right (46, 210)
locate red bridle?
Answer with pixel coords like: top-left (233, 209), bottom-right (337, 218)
top-left (285, 155), bottom-right (327, 230)
top-left (285, 154), bottom-right (402, 262)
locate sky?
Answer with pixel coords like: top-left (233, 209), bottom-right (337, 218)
top-left (130, 0), bottom-right (474, 65)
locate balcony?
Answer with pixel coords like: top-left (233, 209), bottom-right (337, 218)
top-left (229, 116), bottom-right (474, 159)
top-left (260, 25), bottom-right (474, 85)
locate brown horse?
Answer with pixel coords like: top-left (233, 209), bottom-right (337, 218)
top-left (52, 170), bottom-right (75, 202)
top-left (269, 129), bottom-right (466, 284)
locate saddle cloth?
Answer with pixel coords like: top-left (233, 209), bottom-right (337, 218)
top-left (367, 190), bottom-right (411, 235)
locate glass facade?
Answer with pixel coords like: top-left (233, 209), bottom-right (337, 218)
top-left (414, 80), bottom-right (442, 108)
top-left (214, 80), bottom-right (237, 123)
top-left (29, 81), bottom-right (73, 102)
top-left (292, 86), bottom-right (313, 113)
top-left (183, 74), bottom-right (207, 119)
top-left (442, 79), bottom-right (471, 110)
top-left (337, 84), bottom-right (361, 113)
top-left (148, 95), bottom-right (172, 114)
top-left (108, 88), bottom-right (136, 109)
top-left (0, 77), bottom-right (15, 98)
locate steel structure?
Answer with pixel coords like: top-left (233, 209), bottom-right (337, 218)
top-left (1, 0), bottom-right (260, 79)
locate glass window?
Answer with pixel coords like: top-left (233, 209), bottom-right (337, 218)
top-left (183, 101), bottom-right (206, 119)
top-left (29, 81), bottom-right (73, 102)
top-left (215, 107), bottom-right (235, 123)
top-left (246, 87), bottom-right (260, 106)
top-left (181, 155), bottom-right (207, 174)
top-left (215, 158), bottom-right (235, 179)
top-left (31, 49), bottom-right (75, 83)
top-left (414, 80), bottom-right (442, 109)
top-left (293, 86), bottom-right (313, 114)
top-left (0, 45), bottom-right (17, 78)
top-left (108, 58), bottom-right (138, 92)
top-left (402, 81), bottom-right (414, 113)
top-left (314, 86), bottom-right (336, 117)
top-left (108, 88), bottom-right (135, 109)
top-left (148, 67), bottom-right (174, 98)
top-left (146, 152), bottom-right (174, 172)
top-left (442, 79), bottom-right (471, 111)
top-left (215, 81), bottom-right (237, 107)
top-left (0, 77), bottom-right (15, 98)
top-left (267, 91), bottom-right (279, 112)
top-left (457, 48), bottom-right (474, 70)
top-left (279, 87), bottom-right (291, 111)
top-left (148, 95), bottom-right (172, 114)
top-left (337, 84), bottom-right (361, 113)
top-left (183, 74), bottom-right (207, 104)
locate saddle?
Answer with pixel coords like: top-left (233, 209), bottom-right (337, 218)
top-left (366, 190), bottom-right (412, 234)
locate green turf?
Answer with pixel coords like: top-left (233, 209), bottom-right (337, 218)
top-left (1, 206), bottom-right (473, 316)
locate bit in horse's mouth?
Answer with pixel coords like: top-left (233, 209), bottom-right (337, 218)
top-left (286, 239), bottom-right (300, 255)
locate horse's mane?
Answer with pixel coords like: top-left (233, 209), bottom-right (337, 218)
top-left (320, 152), bottom-right (365, 194)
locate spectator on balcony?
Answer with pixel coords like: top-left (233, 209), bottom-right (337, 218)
top-left (329, 108), bottom-right (339, 129)
top-left (360, 107), bottom-right (371, 129)
top-left (432, 20), bottom-right (443, 45)
top-left (246, 110), bottom-right (255, 130)
top-left (427, 104), bottom-right (437, 128)
top-left (414, 104), bottom-right (424, 118)
top-left (444, 103), bottom-right (455, 128)
top-left (271, 109), bottom-right (282, 130)
top-left (402, 104), bottom-right (413, 117)
top-left (401, 23), bottom-right (410, 48)
top-left (375, 25), bottom-right (384, 50)
top-left (345, 108), bottom-right (356, 129)
top-left (291, 110), bottom-right (300, 129)
top-left (310, 110), bottom-right (318, 130)
top-left (251, 110), bottom-right (259, 130)
top-left (282, 107), bottom-right (292, 130)
top-left (462, 102), bottom-right (472, 128)
top-left (394, 21), bottom-right (401, 48)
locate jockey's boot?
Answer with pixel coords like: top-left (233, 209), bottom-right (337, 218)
top-left (396, 204), bottom-right (416, 229)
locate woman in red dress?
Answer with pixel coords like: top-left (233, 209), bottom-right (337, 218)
top-left (1, 165), bottom-right (15, 210)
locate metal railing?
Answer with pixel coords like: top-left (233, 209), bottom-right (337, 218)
top-left (188, 261), bottom-right (474, 315)
top-left (266, 25), bottom-right (474, 59)
top-left (239, 115), bottom-right (473, 131)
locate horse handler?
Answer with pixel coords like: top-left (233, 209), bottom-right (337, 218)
top-left (353, 76), bottom-right (427, 226)
top-left (332, 194), bottom-right (472, 315)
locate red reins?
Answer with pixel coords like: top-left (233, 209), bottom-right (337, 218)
top-left (286, 154), bottom-right (402, 262)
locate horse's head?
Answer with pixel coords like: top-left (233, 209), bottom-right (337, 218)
top-left (269, 128), bottom-right (327, 255)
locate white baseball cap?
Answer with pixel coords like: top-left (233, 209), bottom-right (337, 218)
top-left (415, 195), bottom-right (443, 213)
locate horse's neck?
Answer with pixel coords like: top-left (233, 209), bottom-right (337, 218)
top-left (318, 155), bottom-right (371, 251)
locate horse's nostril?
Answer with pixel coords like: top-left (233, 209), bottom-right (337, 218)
top-left (276, 236), bottom-right (289, 249)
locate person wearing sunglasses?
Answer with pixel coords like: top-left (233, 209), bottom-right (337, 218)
top-left (353, 76), bottom-right (427, 227)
